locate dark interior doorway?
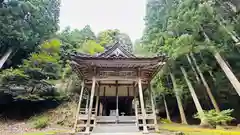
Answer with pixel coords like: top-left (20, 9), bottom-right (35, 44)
top-left (100, 96), bottom-right (134, 116)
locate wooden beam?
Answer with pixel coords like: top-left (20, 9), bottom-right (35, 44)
top-left (96, 67), bottom-right (138, 72)
top-left (73, 81), bottom-right (85, 133)
top-left (74, 58), bottom-right (164, 65)
top-left (85, 77), bottom-right (96, 134)
top-left (84, 83), bottom-right (138, 86)
top-left (95, 77), bottom-right (138, 81)
top-left (138, 78), bottom-right (148, 134)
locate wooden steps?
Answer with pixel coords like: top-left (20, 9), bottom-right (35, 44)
top-left (76, 124), bottom-right (95, 128)
top-left (135, 108), bottom-right (157, 131)
top-left (78, 114), bottom-right (95, 120)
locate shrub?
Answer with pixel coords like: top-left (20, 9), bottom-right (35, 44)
top-left (194, 109), bottom-right (235, 128)
top-left (31, 115), bottom-right (49, 129)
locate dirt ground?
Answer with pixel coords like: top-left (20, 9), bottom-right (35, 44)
top-left (0, 120), bottom-right (71, 135)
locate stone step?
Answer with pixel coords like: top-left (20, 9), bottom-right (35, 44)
top-left (76, 124), bottom-right (95, 127)
top-left (91, 133), bottom-right (143, 135)
top-left (96, 116), bottom-right (136, 123)
top-left (92, 124), bottom-right (139, 133)
top-left (138, 124), bottom-right (155, 127)
top-left (78, 114), bottom-right (95, 120)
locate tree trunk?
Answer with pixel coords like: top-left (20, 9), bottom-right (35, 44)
top-left (180, 66), bottom-right (209, 126)
top-left (0, 48), bottom-right (12, 69)
top-left (199, 52), bottom-right (216, 82)
top-left (190, 53), bottom-right (220, 112)
top-left (214, 52), bottom-right (240, 96)
top-left (163, 95), bottom-right (171, 121)
top-left (208, 70), bottom-right (216, 82)
top-left (186, 54), bottom-right (201, 83)
top-left (169, 72), bottom-right (188, 124)
top-left (202, 31), bottom-right (240, 96)
top-left (216, 15), bottom-right (240, 43)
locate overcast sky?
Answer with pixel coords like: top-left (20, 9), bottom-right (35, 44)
top-left (59, 0), bottom-right (146, 41)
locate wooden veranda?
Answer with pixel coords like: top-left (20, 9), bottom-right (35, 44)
top-left (70, 42), bottom-right (167, 134)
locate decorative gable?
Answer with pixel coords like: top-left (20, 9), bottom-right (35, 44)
top-left (107, 48), bottom-right (128, 58)
top-left (98, 42), bottom-right (135, 58)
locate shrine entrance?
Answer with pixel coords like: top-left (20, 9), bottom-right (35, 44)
top-left (70, 41), bottom-right (167, 134)
top-left (100, 96), bottom-right (133, 116)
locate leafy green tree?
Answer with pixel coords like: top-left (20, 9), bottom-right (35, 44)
top-left (97, 29), bottom-right (120, 46)
top-left (97, 29), bottom-right (133, 52)
top-left (140, 0), bottom-right (240, 124)
top-left (117, 33), bottom-right (133, 52)
top-left (81, 40), bottom-right (104, 55)
top-left (0, 0), bottom-right (60, 69)
top-left (23, 39), bottom-right (61, 80)
top-left (57, 25), bottom-right (97, 65)
top-left (0, 39), bottom-right (62, 100)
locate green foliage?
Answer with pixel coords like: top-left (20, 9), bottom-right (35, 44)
top-left (81, 40), bottom-right (104, 55)
top-left (194, 109), bottom-right (235, 127)
top-left (22, 39), bottom-right (61, 80)
top-left (0, 0), bottom-right (60, 68)
top-left (61, 63), bottom-right (72, 80)
top-left (40, 39), bottom-right (61, 55)
top-left (30, 115), bottom-right (49, 129)
top-left (97, 29), bottom-right (120, 46)
top-left (139, 0), bottom-right (240, 120)
top-left (0, 38), bottom-right (63, 101)
top-left (58, 26), bottom-right (107, 57)
top-left (133, 39), bottom-right (156, 57)
top-left (97, 29), bottom-right (133, 52)
top-left (0, 68), bottom-right (28, 84)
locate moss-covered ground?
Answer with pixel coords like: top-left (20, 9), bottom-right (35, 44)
top-left (160, 124), bottom-right (240, 135)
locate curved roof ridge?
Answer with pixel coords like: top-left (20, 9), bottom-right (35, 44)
top-left (98, 41), bottom-right (136, 58)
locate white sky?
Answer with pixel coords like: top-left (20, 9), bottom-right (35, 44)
top-left (59, 0), bottom-right (146, 41)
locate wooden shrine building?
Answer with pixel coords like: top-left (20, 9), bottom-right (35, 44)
top-left (70, 42), bottom-right (167, 134)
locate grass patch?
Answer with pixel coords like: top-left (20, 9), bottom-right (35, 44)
top-left (22, 129), bottom-right (71, 135)
top-left (159, 118), bottom-right (172, 124)
top-left (160, 124), bottom-right (240, 135)
top-left (23, 132), bottom-right (55, 135)
top-left (29, 115), bottom-right (49, 129)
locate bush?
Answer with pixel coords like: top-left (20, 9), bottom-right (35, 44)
top-left (194, 109), bottom-right (235, 128)
top-left (31, 115), bottom-right (49, 129)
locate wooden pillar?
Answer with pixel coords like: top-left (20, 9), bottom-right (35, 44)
top-left (134, 86), bottom-right (139, 128)
top-left (99, 102), bottom-right (103, 116)
top-left (101, 87), bottom-right (106, 116)
top-left (94, 86), bottom-right (100, 125)
top-left (116, 80), bottom-right (119, 123)
top-left (149, 84), bottom-right (158, 132)
top-left (138, 78), bottom-right (148, 134)
top-left (85, 93), bottom-right (89, 114)
top-left (85, 77), bottom-right (96, 133)
top-left (73, 81), bottom-right (85, 132)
